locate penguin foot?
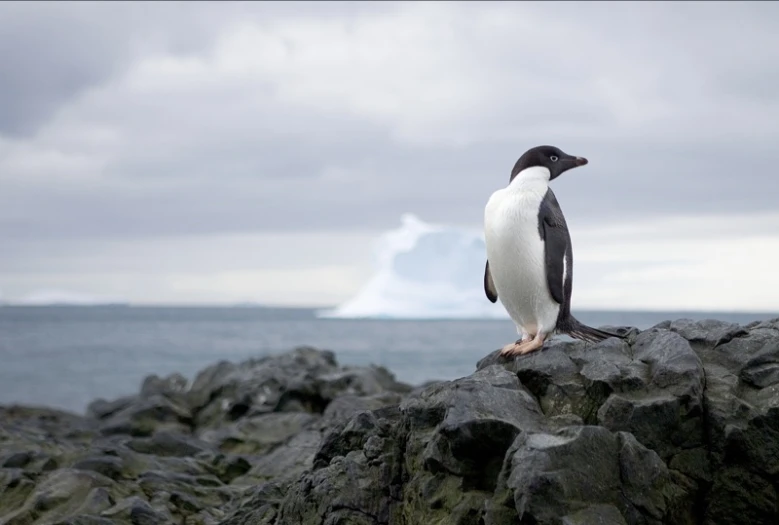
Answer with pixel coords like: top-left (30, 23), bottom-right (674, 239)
top-left (500, 342), bottom-right (521, 355)
top-left (500, 333), bottom-right (546, 357)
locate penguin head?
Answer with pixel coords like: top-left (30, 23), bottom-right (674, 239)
top-left (509, 145), bottom-right (588, 182)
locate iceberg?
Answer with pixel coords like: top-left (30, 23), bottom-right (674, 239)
top-left (319, 214), bottom-right (509, 319)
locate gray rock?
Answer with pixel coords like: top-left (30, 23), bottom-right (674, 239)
top-left (127, 430), bottom-right (212, 457)
top-left (188, 346), bottom-right (411, 430)
top-left (488, 426), bottom-right (686, 525)
top-left (96, 394), bottom-right (192, 437)
top-left (668, 318), bottom-right (747, 348)
top-left (0, 469), bottom-right (119, 525)
top-left (100, 495), bottom-right (172, 524)
top-left (320, 392), bottom-right (404, 426)
top-left (5, 327), bottom-right (779, 525)
top-left (140, 372), bottom-right (188, 398)
top-left (596, 329), bottom-right (706, 462)
top-left (86, 396), bottom-right (136, 420)
top-left (72, 456), bottom-right (124, 480)
top-left (197, 412), bottom-right (319, 455)
top-left (562, 504), bottom-right (628, 525)
top-left (233, 429), bottom-right (324, 486)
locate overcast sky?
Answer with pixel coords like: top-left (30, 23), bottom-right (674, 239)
top-left (1, 1), bottom-right (778, 312)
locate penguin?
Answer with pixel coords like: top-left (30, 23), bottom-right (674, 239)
top-left (483, 145), bottom-right (624, 356)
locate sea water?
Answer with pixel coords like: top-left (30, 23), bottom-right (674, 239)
top-left (0, 305), bottom-right (774, 414)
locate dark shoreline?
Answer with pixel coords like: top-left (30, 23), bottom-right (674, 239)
top-left (2, 317), bottom-right (779, 524)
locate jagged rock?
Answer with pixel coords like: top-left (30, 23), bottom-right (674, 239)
top-left (320, 392), bottom-right (405, 427)
top-left (561, 504), bottom-right (628, 525)
top-left (140, 372), bottom-right (188, 398)
top-left (488, 426), bottom-right (690, 525)
top-left (126, 430), bottom-right (213, 457)
top-left (0, 469), bottom-right (121, 525)
top-left (100, 495), bottom-right (172, 524)
top-left (197, 412), bottom-right (319, 455)
top-left (188, 346), bottom-right (411, 430)
top-left (93, 394), bottom-right (193, 437)
top-left (71, 456), bottom-right (125, 480)
top-left (4, 323), bottom-right (779, 525)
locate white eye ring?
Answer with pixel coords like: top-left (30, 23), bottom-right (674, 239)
top-left (550, 155), bottom-right (559, 162)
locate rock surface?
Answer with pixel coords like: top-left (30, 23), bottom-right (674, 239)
top-left (2, 320), bottom-right (779, 524)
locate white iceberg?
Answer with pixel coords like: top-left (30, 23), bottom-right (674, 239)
top-left (319, 214), bottom-right (509, 319)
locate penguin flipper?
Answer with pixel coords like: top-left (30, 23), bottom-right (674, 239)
top-left (541, 219), bottom-right (567, 305)
top-left (484, 260), bottom-right (498, 303)
top-left (538, 189), bottom-right (572, 306)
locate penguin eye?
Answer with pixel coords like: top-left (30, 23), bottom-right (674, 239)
top-left (550, 155), bottom-right (559, 162)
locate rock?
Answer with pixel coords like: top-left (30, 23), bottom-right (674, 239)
top-left (561, 504), bottom-right (628, 525)
top-left (94, 394), bottom-right (193, 437)
top-left (220, 479), bottom-right (289, 525)
top-left (72, 456), bottom-right (125, 480)
top-left (188, 346), bottom-right (411, 430)
top-left (320, 392), bottom-right (405, 426)
top-left (233, 430), bottom-right (324, 486)
top-left (100, 495), bottom-right (172, 524)
top-left (140, 372), bottom-right (188, 398)
top-left (4, 325), bottom-right (779, 524)
top-left (197, 412), bottom-right (319, 455)
top-left (86, 396), bottom-right (136, 421)
top-left (491, 427), bottom-right (688, 525)
top-left (127, 430), bottom-right (212, 457)
top-left (0, 469), bottom-right (120, 525)
top-left (668, 318), bottom-right (747, 348)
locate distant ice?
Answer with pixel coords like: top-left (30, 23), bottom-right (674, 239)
top-left (319, 214), bottom-right (509, 319)
top-left (14, 289), bottom-right (127, 306)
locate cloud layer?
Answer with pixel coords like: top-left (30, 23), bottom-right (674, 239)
top-left (1, 1), bottom-right (778, 310)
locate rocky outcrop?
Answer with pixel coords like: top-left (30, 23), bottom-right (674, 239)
top-left (2, 319), bottom-right (779, 525)
top-left (0, 347), bottom-right (411, 524)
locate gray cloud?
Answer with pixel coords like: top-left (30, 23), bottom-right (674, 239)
top-left (2, 1), bottom-right (779, 305)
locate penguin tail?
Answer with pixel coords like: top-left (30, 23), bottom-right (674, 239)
top-left (563, 316), bottom-right (626, 343)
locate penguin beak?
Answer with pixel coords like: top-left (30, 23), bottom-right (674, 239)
top-left (573, 156), bottom-right (588, 167)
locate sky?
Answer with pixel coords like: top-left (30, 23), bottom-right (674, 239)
top-left (1, 1), bottom-right (779, 312)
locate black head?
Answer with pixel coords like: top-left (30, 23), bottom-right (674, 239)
top-left (509, 145), bottom-right (588, 182)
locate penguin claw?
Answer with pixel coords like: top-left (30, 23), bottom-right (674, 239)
top-left (500, 343), bottom-right (521, 355)
top-left (500, 335), bottom-right (546, 357)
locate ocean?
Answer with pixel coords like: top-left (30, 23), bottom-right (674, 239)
top-left (1, 306), bottom-right (775, 415)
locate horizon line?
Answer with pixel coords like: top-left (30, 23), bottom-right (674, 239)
top-left (0, 302), bottom-right (776, 317)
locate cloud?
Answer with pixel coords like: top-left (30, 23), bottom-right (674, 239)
top-left (1, 2), bottom-right (778, 309)
top-left (0, 231), bottom-right (375, 306)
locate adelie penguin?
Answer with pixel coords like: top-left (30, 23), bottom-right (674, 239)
top-left (483, 145), bottom-right (625, 357)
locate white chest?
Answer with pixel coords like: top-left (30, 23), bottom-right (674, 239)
top-left (483, 166), bottom-right (559, 334)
